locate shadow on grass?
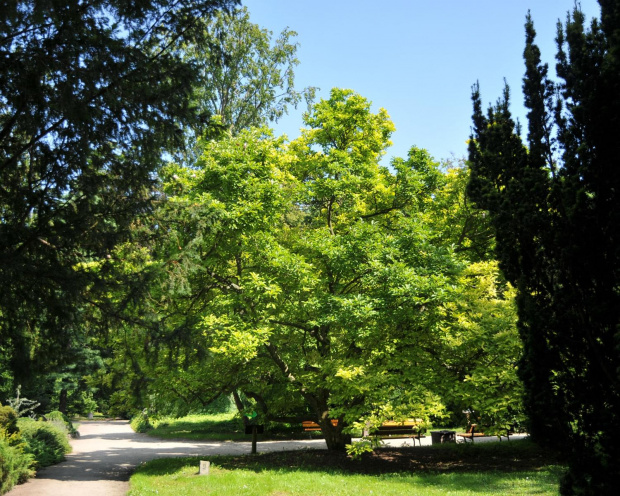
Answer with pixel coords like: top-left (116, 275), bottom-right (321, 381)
top-left (135, 439), bottom-right (564, 476)
top-left (132, 441), bottom-right (565, 495)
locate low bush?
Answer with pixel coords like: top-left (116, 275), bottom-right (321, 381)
top-left (130, 411), bottom-right (153, 433)
top-left (45, 411), bottom-right (79, 438)
top-left (0, 405), bottom-right (22, 450)
top-left (17, 418), bottom-right (71, 468)
top-left (0, 433), bottom-right (34, 495)
top-left (0, 406), bottom-right (18, 438)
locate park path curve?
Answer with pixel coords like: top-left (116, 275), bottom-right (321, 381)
top-left (6, 420), bottom-right (327, 496)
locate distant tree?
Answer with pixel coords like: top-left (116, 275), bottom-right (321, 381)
top-left (467, 4), bottom-right (620, 494)
top-left (186, 6), bottom-right (315, 136)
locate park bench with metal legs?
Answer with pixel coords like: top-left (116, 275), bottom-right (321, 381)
top-left (304, 419), bottom-right (426, 446)
top-left (359, 419), bottom-right (427, 446)
top-left (456, 424), bottom-right (485, 443)
top-left (374, 420), bottom-right (427, 446)
top-left (302, 419), bottom-right (338, 432)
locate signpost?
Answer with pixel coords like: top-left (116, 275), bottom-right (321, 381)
top-left (244, 411), bottom-right (264, 454)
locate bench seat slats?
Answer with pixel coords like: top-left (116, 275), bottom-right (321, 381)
top-left (302, 420), bottom-right (338, 431)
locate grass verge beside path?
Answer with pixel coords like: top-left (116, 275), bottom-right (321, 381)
top-left (129, 439), bottom-right (565, 496)
top-left (146, 413), bottom-right (242, 441)
top-left (146, 413), bottom-right (323, 442)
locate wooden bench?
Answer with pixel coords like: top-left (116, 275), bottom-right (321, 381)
top-left (302, 419), bottom-right (338, 432)
top-left (456, 424), bottom-right (485, 443)
top-left (373, 420), bottom-right (427, 446)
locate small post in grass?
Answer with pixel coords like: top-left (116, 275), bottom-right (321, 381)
top-left (199, 460), bottom-right (210, 475)
top-left (245, 423), bottom-right (264, 454)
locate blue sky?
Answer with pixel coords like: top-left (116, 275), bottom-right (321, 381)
top-left (242, 0), bottom-right (601, 164)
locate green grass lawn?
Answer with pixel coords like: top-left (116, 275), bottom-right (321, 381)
top-left (145, 412), bottom-right (467, 442)
top-left (148, 413), bottom-right (243, 441)
top-left (129, 441), bottom-right (564, 496)
top-left (147, 413), bottom-right (324, 441)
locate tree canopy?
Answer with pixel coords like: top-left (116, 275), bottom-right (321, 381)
top-left (0, 0), bottom-right (237, 389)
top-left (106, 89), bottom-right (522, 451)
top-left (185, 6), bottom-right (315, 136)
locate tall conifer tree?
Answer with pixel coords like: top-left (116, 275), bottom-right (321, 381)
top-left (468, 3), bottom-right (620, 494)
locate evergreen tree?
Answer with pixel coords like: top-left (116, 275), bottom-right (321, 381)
top-left (468, 4), bottom-right (620, 494)
top-left (0, 0), bottom-right (236, 387)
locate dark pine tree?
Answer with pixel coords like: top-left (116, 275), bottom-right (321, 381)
top-left (0, 0), bottom-right (237, 391)
top-left (467, 3), bottom-right (620, 494)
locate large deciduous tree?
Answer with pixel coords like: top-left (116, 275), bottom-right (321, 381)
top-left (121, 89), bottom-right (521, 450)
top-left (0, 0), bottom-right (236, 390)
top-left (467, 4), bottom-right (620, 494)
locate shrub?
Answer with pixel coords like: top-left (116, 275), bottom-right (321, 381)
top-left (0, 435), bottom-right (34, 494)
top-left (5, 386), bottom-right (39, 418)
top-left (45, 411), bottom-right (79, 438)
top-left (130, 411), bottom-right (153, 433)
top-left (0, 406), bottom-right (18, 438)
top-left (17, 418), bottom-right (71, 468)
top-left (346, 437), bottom-right (384, 460)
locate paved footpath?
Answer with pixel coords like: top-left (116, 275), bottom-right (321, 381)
top-left (7, 420), bottom-right (528, 495)
top-left (7, 420), bottom-right (327, 496)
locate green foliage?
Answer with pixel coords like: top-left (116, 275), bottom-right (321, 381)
top-left (0, 436), bottom-right (34, 495)
top-left (112, 87), bottom-right (522, 452)
top-left (467, 4), bottom-right (620, 494)
top-left (146, 413), bottom-right (327, 441)
top-left (150, 393), bottom-right (234, 419)
top-left (16, 418), bottom-right (71, 468)
top-left (440, 261), bottom-right (525, 434)
top-left (423, 162), bottom-right (495, 262)
top-left (0, 0), bottom-right (236, 394)
top-left (159, 91), bottom-right (451, 450)
top-left (45, 411), bottom-right (79, 439)
top-left (0, 406), bottom-right (18, 439)
top-left (130, 411), bottom-right (153, 433)
top-left (0, 346), bottom-right (12, 401)
top-left (185, 6), bottom-right (314, 136)
top-left (345, 436), bottom-right (383, 460)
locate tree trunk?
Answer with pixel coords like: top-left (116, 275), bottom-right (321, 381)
top-left (58, 388), bottom-right (67, 414)
top-left (318, 414), bottom-right (351, 451)
top-left (232, 389), bottom-right (248, 426)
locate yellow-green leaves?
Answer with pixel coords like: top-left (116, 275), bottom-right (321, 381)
top-left (441, 261), bottom-right (524, 431)
top-left (291, 89), bottom-right (396, 232)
